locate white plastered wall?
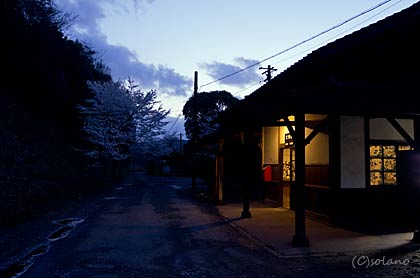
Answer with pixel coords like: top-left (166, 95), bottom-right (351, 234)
top-left (370, 118), bottom-right (414, 140)
top-left (305, 127), bottom-right (329, 164)
top-left (340, 116), bottom-right (366, 188)
top-left (262, 127), bottom-right (279, 165)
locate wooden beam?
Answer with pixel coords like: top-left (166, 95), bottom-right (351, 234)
top-left (386, 117), bottom-right (415, 148)
top-left (304, 116), bottom-right (330, 146)
top-left (282, 116), bottom-right (296, 139)
top-left (274, 115), bottom-right (329, 147)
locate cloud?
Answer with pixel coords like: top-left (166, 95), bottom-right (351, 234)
top-left (54, 0), bottom-right (191, 97)
top-left (200, 57), bottom-right (262, 87)
top-left (95, 43), bottom-right (191, 96)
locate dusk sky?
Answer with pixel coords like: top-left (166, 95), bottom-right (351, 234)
top-left (54, 0), bottom-right (418, 134)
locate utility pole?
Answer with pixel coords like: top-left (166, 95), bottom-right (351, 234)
top-left (259, 65), bottom-right (277, 82)
top-left (191, 71), bottom-right (198, 193)
top-left (179, 133), bottom-right (183, 154)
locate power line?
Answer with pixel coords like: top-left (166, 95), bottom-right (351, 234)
top-left (268, 0), bottom-right (406, 69)
top-left (199, 0), bottom-right (393, 90)
top-left (234, 80), bottom-right (263, 97)
top-left (233, 0), bottom-right (407, 97)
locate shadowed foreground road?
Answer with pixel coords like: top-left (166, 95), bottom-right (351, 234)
top-left (21, 173), bottom-right (301, 278)
top-left (10, 173), bottom-right (419, 277)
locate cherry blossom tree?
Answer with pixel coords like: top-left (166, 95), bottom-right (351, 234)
top-left (78, 79), bottom-right (169, 165)
top-left (124, 78), bottom-right (169, 145)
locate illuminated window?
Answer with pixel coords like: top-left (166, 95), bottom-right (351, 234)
top-left (369, 144), bottom-right (410, 186)
top-left (283, 148), bottom-right (295, 181)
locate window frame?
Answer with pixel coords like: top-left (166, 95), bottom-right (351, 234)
top-left (368, 140), bottom-right (411, 187)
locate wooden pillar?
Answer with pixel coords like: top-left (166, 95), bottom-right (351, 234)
top-left (412, 117), bottom-right (420, 242)
top-left (292, 113), bottom-right (309, 247)
top-left (240, 132), bottom-right (252, 218)
top-left (414, 117), bottom-right (420, 150)
top-left (328, 114), bottom-right (341, 222)
top-left (215, 139), bottom-right (224, 205)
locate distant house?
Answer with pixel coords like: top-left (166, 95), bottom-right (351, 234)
top-left (212, 2), bottom-right (420, 244)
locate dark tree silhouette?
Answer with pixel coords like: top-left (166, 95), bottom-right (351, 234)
top-left (1, 0), bottom-right (112, 140)
top-left (182, 90), bottom-right (239, 140)
top-left (0, 0), bottom-right (116, 224)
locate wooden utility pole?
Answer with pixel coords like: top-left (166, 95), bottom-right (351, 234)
top-left (191, 71), bottom-right (198, 193)
top-left (179, 133), bottom-right (183, 154)
top-left (259, 65), bottom-right (277, 82)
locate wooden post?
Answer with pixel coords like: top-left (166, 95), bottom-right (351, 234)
top-left (412, 117), bottom-right (420, 242)
top-left (240, 132), bottom-right (252, 218)
top-left (328, 114), bottom-right (341, 223)
top-left (414, 117), bottom-right (420, 150)
top-left (292, 112), bottom-right (309, 247)
top-left (215, 138), bottom-right (224, 205)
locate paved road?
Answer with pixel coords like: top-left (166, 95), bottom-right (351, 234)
top-left (2, 173), bottom-right (420, 277)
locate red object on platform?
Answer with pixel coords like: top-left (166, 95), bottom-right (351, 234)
top-left (263, 166), bottom-right (272, 181)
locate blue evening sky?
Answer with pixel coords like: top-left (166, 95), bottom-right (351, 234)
top-left (54, 0), bottom-right (418, 133)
